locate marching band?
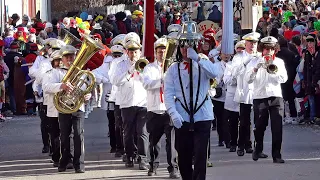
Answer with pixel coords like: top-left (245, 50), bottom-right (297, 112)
top-left (17, 16), bottom-right (290, 179)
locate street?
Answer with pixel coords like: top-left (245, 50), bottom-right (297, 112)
top-left (1, 108), bottom-right (320, 180)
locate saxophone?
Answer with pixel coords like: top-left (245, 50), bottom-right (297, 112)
top-left (54, 34), bottom-right (104, 114)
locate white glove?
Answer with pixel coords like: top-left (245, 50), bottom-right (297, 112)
top-left (170, 111), bottom-right (184, 129)
top-left (255, 62), bottom-right (265, 70)
top-left (14, 56), bottom-right (19, 63)
top-left (187, 48), bottom-right (198, 61)
top-left (84, 93), bottom-right (92, 101)
top-left (128, 64), bottom-right (135, 74)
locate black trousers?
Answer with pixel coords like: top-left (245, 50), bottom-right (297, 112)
top-left (238, 103), bottom-right (252, 149)
top-left (146, 112), bottom-right (176, 172)
top-left (287, 98), bottom-right (297, 118)
top-left (107, 110), bottom-right (116, 149)
top-left (121, 106), bottom-right (148, 162)
top-left (175, 121), bottom-right (211, 180)
top-left (212, 100), bottom-right (228, 144)
top-left (48, 117), bottom-right (60, 163)
top-left (59, 112), bottom-right (85, 170)
top-left (253, 97), bottom-right (284, 159)
top-left (39, 103), bottom-right (49, 147)
top-left (114, 105), bottom-right (124, 153)
top-left (224, 110), bottom-right (239, 146)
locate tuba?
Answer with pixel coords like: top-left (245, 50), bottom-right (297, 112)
top-left (54, 34), bottom-right (104, 114)
top-left (162, 36), bottom-right (178, 75)
top-left (62, 28), bottom-right (82, 45)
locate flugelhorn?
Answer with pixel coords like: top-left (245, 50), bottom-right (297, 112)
top-left (264, 55), bottom-right (278, 74)
top-left (135, 57), bottom-right (149, 73)
top-left (53, 34), bottom-right (104, 114)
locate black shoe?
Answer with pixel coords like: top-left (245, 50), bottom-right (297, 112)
top-left (53, 162), bottom-right (59, 167)
top-left (58, 166), bottom-right (66, 172)
top-left (66, 163), bottom-right (74, 169)
top-left (75, 168), bottom-right (85, 173)
top-left (42, 146), bottom-right (49, 153)
top-left (252, 151), bottom-right (268, 161)
top-left (273, 158), bottom-right (285, 163)
top-left (169, 170), bottom-right (180, 179)
top-left (229, 146), bottom-right (236, 152)
top-left (225, 143), bottom-right (231, 149)
top-left (122, 154), bottom-right (127, 162)
top-left (212, 126), bottom-right (216, 131)
top-left (245, 147), bottom-right (253, 153)
top-left (49, 152), bottom-right (53, 156)
top-left (110, 148), bottom-right (116, 153)
top-left (125, 160), bottom-right (134, 168)
top-left (148, 167), bottom-right (156, 176)
top-left (218, 142), bottom-right (224, 147)
top-left (237, 148), bottom-right (245, 156)
top-left (115, 151), bottom-right (123, 158)
top-left (139, 162), bottom-right (148, 170)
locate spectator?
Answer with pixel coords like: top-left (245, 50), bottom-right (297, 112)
top-left (8, 14), bottom-right (20, 28)
top-left (0, 56), bottom-right (9, 121)
top-left (51, 19), bottom-right (59, 36)
top-left (17, 15), bottom-right (29, 28)
top-left (107, 14), bottom-right (119, 37)
top-left (208, 5), bottom-right (222, 24)
top-left (45, 23), bottom-right (57, 38)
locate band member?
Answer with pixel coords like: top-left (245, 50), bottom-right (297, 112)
top-left (108, 35), bottom-right (126, 158)
top-left (32, 39), bottom-right (65, 154)
top-left (43, 45), bottom-right (90, 172)
top-left (164, 42), bottom-right (222, 179)
top-left (92, 45), bottom-right (124, 153)
top-left (232, 32), bottom-right (260, 156)
top-left (41, 50), bottom-right (62, 167)
top-left (245, 36), bottom-right (287, 163)
top-left (142, 38), bottom-right (179, 178)
top-left (209, 47), bottom-right (229, 148)
top-left (223, 54), bottom-right (240, 152)
top-left (109, 32), bottom-right (149, 170)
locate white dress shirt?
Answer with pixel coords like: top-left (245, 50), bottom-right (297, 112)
top-left (223, 61), bottom-right (239, 112)
top-left (142, 60), bottom-right (166, 114)
top-left (42, 68), bottom-right (86, 113)
top-left (232, 51), bottom-right (258, 104)
top-left (92, 55), bottom-right (114, 111)
top-left (109, 55), bottom-right (147, 108)
top-left (244, 56), bottom-right (288, 99)
top-left (164, 58), bottom-right (223, 123)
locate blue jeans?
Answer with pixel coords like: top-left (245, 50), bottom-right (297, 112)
top-left (308, 95), bottom-right (315, 120)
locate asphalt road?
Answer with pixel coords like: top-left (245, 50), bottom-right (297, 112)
top-left (1, 108), bottom-right (320, 180)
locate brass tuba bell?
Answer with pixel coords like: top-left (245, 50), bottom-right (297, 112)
top-left (62, 28), bottom-right (82, 45)
top-left (53, 34), bottom-right (104, 114)
top-left (135, 58), bottom-right (149, 73)
top-left (162, 37), bottom-right (178, 75)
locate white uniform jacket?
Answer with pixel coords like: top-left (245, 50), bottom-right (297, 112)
top-left (29, 55), bottom-right (48, 79)
top-left (211, 60), bottom-right (227, 102)
top-left (109, 55), bottom-right (147, 109)
top-left (142, 60), bottom-right (166, 114)
top-left (164, 58), bottom-right (223, 123)
top-left (108, 57), bottom-right (122, 106)
top-left (244, 57), bottom-right (288, 100)
top-left (41, 69), bottom-right (58, 117)
top-left (232, 51), bottom-right (258, 104)
top-left (43, 68), bottom-right (86, 113)
top-left (92, 55), bottom-right (114, 111)
top-left (32, 59), bottom-right (53, 104)
top-left (223, 61), bottom-right (239, 112)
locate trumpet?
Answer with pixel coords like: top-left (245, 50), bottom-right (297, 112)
top-left (264, 55), bottom-right (278, 74)
top-left (135, 58), bottom-right (149, 73)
